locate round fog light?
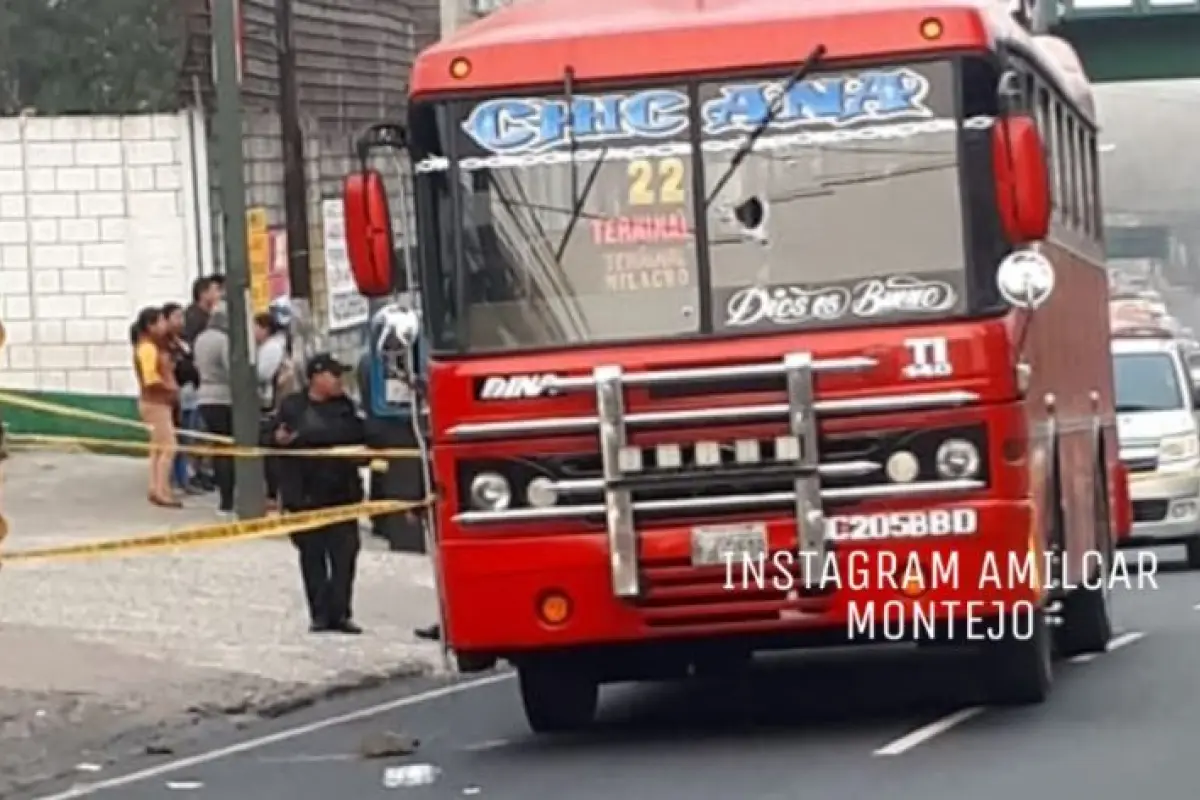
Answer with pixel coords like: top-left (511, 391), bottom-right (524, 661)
top-left (537, 590), bottom-right (572, 625)
top-left (526, 476), bottom-right (557, 508)
top-left (469, 471), bottom-right (511, 511)
top-left (935, 439), bottom-right (980, 480)
top-left (886, 450), bottom-right (920, 483)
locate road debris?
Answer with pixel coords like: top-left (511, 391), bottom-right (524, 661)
top-left (359, 730), bottom-right (420, 759)
top-left (383, 763), bottom-right (441, 788)
top-left (165, 780), bottom-right (204, 790)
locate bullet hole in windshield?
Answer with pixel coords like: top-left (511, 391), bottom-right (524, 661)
top-left (734, 196), bottom-right (765, 230)
top-left (731, 195), bottom-right (769, 246)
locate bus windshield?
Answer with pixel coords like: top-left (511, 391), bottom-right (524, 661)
top-left (414, 59), bottom-right (973, 353)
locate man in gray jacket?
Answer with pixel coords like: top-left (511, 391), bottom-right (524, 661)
top-left (194, 304), bottom-right (234, 514)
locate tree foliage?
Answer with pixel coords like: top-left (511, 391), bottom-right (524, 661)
top-left (0, 0), bottom-right (184, 115)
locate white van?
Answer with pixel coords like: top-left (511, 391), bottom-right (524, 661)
top-left (1112, 331), bottom-right (1200, 567)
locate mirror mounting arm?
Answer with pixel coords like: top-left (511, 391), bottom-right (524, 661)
top-left (354, 122), bottom-right (407, 172)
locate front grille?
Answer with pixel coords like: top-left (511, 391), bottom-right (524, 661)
top-left (457, 425), bottom-right (987, 516)
top-left (639, 552), bottom-right (836, 629)
top-left (1123, 456), bottom-right (1157, 473)
top-left (1133, 499), bottom-right (1169, 523)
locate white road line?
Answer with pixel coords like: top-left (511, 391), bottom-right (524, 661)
top-left (872, 707), bottom-right (985, 756)
top-left (1068, 630), bottom-right (1146, 664)
top-left (34, 672), bottom-right (513, 800)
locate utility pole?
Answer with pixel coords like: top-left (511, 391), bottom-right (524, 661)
top-left (213, 0), bottom-right (268, 519)
top-left (275, 0), bottom-right (315, 355)
top-left (439, 0), bottom-right (459, 37)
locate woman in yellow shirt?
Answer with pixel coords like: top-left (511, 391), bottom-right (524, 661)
top-left (131, 307), bottom-right (181, 507)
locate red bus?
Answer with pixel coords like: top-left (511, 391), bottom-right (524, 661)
top-left (343, 0), bottom-right (1132, 732)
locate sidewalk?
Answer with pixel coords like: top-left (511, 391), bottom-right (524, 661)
top-left (0, 451), bottom-right (440, 796)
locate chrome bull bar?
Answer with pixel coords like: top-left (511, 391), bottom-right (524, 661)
top-left (448, 352), bottom-right (983, 600)
top-left (596, 365), bottom-right (640, 598)
top-left (596, 352), bottom-right (835, 599)
top-left (786, 352), bottom-right (825, 590)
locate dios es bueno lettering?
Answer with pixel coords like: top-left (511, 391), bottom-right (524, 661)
top-left (723, 275), bottom-right (958, 328)
top-left (460, 67), bottom-right (934, 155)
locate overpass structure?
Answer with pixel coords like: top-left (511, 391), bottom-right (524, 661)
top-left (1052, 0), bottom-right (1200, 82)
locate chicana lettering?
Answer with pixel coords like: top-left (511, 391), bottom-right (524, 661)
top-left (460, 68), bottom-right (933, 155)
top-left (724, 276), bottom-right (957, 328)
top-left (415, 116), bottom-right (995, 174)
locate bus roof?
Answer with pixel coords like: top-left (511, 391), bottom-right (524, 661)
top-left (412, 0), bottom-right (1092, 113)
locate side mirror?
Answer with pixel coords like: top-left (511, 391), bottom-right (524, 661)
top-left (992, 114), bottom-right (1050, 244)
top-left (343, 170), bottom-right (396, 297)
top-left (996, 249), bottom-right (1055, 310)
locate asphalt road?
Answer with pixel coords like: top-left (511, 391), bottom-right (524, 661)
top-left (28, 546), bottom-right (1198, 800)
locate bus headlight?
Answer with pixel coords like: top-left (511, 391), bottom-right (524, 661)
top-left (526, 476), bottom-right (558, 508)
top-left (469, 472), bottom-right (511, 511)
top-left (935, 439), bottom-right (980, 480)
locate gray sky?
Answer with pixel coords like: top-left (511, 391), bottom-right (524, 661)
top-left (1095, 80), bottom-right (1200, 224)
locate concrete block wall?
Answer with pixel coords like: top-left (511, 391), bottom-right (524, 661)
top-left (0, 112), bottom-right (213, 399)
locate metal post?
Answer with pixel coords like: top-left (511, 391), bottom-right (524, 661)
top-left (275, 0), bottom-right (312, 303)
top-left (213, 0), bottom-right (267, 519)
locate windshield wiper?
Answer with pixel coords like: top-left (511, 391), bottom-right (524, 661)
top-left (704, 43), bottom-right (827, 208)
top-left (554, 65), bottom-right (607, 261)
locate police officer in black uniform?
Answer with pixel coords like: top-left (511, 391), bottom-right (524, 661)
top-left (273, 353), bottom-right (367, 634)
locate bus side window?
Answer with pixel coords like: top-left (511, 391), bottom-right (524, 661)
top-left (1064, 114), bottom-right (1079, 231)
top-left (1034, 84), bottom-right (1056, 215)
top-left (1052, 100), bottom-right (1067, 224)
top-left (1088, 133), bottom-right (1102, 236)
top-left (1079, 126), bottom-right (1094, 238)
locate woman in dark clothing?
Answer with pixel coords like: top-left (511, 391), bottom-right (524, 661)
top-left (163, 303), bottom-right (204, 495)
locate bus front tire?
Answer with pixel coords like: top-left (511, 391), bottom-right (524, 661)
top-left (1057, 461), bottom-right (1114, 657)
top-left (980, 609), bottom-right (1053, 706)
top-left (517, 663), bottom-right (599, 734)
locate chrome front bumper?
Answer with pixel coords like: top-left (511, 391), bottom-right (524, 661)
top-left (1127, 468), bottom-right (1200, 542)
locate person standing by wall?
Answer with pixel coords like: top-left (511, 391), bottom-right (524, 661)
top-left (271, 353), bottom-right (367, 634)
top-left (163, 302), bottom-right (205, 495)
top-left (182, 276), bottom-right (223, 345)
top-left (254, 310), bottom-right (300, 512)
top-left (131, 307), bottom-right (180, 508)
top-left (194, 303), bottom-right (234, 516)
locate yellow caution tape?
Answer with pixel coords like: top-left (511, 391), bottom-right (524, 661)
top-left (0, 498), bottom-right (430, 565)
top-left (0, 390), bottom-right (232, 443)
top-left (0, 392), bottom-right (421, 460)
top-left (8, 433), bottom-right (420, 461)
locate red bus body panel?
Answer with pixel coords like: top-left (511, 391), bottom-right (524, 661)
top-left (408, 0), bottom-right (1118, 656)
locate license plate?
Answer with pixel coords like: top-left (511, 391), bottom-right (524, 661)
top-left (384, 379), bottom-right (409, 404)
top-left (691, 523), bottom-right (767, 567)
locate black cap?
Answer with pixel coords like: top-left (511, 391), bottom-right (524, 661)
top-left (306, 352), bottom-right (350, 379)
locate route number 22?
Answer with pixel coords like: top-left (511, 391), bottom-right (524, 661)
top-left (628, 157), bottom-right (685, 206)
